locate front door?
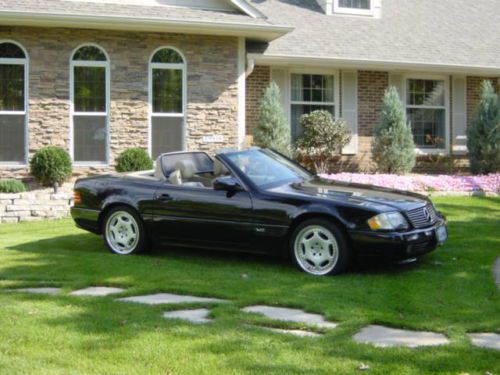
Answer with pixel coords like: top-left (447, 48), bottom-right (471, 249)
top-left (152, 185), bottom-right (254, 251)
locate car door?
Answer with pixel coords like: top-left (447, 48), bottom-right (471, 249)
top-left (151, 183), bottom-right (254, 252)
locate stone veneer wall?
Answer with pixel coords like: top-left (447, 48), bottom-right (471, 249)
top-left (245, 65), bottom-right (271, 135)
top-left (0, 184), bottom-right (72, 223)
top-left (0, 26), bottom-right (239, 179)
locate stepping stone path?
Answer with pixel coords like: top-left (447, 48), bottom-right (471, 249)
top-left (265, 327), bottom-right (322, 338)
top-left (242, 305), bottom-right (337, 329)
top-left (353, 325), bottom-right (449, 348)
top-left (14, 287), bottom-right (61, 295)
top-left (163, 309), bottom-right (212, 324)
top-left (117, 293), bottom-right (227, 305)
top-left (468, 333), bottom-right (500, 351)
top-left (70, 287), bottom-right (125, 297)
top-left (493, 257), bottom-right (500, 289)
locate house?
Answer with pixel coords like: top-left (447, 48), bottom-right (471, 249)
top-left (0, 0), bottom-right (498, 177)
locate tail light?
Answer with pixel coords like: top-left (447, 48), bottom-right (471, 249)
top-left (73, 190), bottom-right (82, 205)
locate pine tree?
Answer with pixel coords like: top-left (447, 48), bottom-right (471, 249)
top-left (371, 86), bottom-right (416, 174)
top-left (467, 80), bottom-right (500, 175)
top-left (253, 81), bottom-right (291, 156)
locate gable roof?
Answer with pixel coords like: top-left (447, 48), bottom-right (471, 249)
top-left (0, 0), bottom-right (291, 41)
top-left (248, 0), bottom-right (500, 74)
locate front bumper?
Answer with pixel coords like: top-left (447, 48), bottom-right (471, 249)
top-left (348, 219), bottom-right (447, 261)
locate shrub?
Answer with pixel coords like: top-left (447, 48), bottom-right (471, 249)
top-left (371, 86), bottom-right (416, 174)
top-left (467, 80), bottom-right (500, 175)
top-left (253, 81), bottom-right (292, 156)
top-left (295, 110), bottom-right (351, 174)
top-left (30, 146), bottom-right (72, 189)
top-left (0, 179), bottom-right (26, 193)
top-left (115, 148), bottom-right (153, 173)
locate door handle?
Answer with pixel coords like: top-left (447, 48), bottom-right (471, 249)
top-left (156, 193), bottom-right (173, 202)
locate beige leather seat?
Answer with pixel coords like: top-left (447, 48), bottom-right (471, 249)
top-left (155, 155), bottom-right (167, 181)
top-left (213, 159), bottom-right (229, 177)
top-left (169, 160), bottom-right (204, 187)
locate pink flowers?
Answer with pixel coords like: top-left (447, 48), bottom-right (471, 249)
top-left (321, 173), bottom-right (500, 194)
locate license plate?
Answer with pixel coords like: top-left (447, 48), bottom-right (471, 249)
top-left (436, 226), bottom-right (448, 243)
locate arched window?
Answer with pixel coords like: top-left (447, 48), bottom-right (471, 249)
top-left (0, 41), bottom-right (28, 164)
top-left (70, 44), bottom-right (109, 164)
top-left (149, 47), bottom-right (186, 158)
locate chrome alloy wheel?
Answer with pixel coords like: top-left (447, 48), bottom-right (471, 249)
top-left (105, 211), bottom-right (140, 255)
top-left (293, 225), bottom-right (339, 275)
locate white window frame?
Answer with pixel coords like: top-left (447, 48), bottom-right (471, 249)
top-left (333, 0), bottom-right (374, 16)
top-left (403, 73), bottom-right (450, 155)
top-left (0, 40), bottom-right (29, 167)
top-left (69, 43), bottom-right (110, 166)
top-left (148, 46), bottom-right (187, 158)
top-left (289, 69), bottom-right (340, 139)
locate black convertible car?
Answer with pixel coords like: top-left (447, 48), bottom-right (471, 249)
top-left (71, 148), bottom-right (447, 276)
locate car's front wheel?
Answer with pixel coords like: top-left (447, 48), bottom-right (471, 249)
top-left (290, 219), bottom-right (350, 276)
top-left (103, 206), bottom-right (147, 255)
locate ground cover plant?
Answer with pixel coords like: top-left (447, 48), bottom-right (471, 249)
top-left (0, 197), bottom-right (498, 374)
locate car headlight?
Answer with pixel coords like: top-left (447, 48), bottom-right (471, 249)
top-left (367, 212), bottom-right (409, 231)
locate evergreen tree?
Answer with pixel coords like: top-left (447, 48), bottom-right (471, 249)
top-left (372, 86), bottom-right (416, 174)
top-left (467, 80), bottom-right (500, 175)
top-left (253, 81), bottom-right (291, 156)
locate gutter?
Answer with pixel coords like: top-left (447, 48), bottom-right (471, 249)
top-left (0, 11), bottom-right (293, 42)
top-left (248, 53), bottom-right (500, 76)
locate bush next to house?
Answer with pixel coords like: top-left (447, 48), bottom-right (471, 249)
top-left (0, 179), bottom-right (26, 193)
top-left (253, 81), bottom-right (292, 156)
top-left (115, 148), bottom-right (153, 173)
top-left (295, 110), bottom-right (351, 174)
top-left (30, 146), bottom-right (72, 190)
top-left (371, 86), bottom-right (416, 174)
top-left (467, 80), bottom-right (500, 175)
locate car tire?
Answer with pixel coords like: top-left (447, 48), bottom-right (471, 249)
top-left (102, 206), bottom-right (147, 255)
top-left (290, 218), bottom-right (350, 276)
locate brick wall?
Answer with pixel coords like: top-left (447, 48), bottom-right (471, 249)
top-left (467, 76), bottom-right (499, 125)
top-left (0, 26), bottom-right (239, 179)
top-left (245, 65), bottom-right (270, 135)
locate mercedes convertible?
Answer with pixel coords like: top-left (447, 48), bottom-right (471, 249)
top-left (71, 148), bottom-right (448, 276)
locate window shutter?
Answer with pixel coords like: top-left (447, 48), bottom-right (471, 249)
top-left (389, 73), bottom-right (404, 101)
top-left (452, 76), bottom-right (467, 154)
top-left (341, 71), bottom-right (358, 154)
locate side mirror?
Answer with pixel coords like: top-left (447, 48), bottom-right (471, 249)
top-left (213, 176), bottom-right (243, 192)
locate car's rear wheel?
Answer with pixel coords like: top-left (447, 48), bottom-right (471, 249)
top-left (290, 219), bottom-right (350, 276)
top-left (103, 206), bottom-right (147, 255)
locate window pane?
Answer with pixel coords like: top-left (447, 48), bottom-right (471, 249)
top-left (0, 114), bottom-right (25, 162)
top-left (291, 74), bottom-right (334, 104)
top-left (0, 43), bottom-right (25, 59)
top-left (152, 69), bottom-right (182, 113)
top-left (407, 108), bottom-right (446, 149)
top-left (152, 117), bottom-right (183, 158)
top-left (73, 115), bottom-right (107, 162)
top-left (74, 66), bottom-right (106, 112)
top-left (73, 46), bottom-right (107, 61)
top-left (0, 64), bottom-right (24, 111)
top-left (152, 48), bottom-right (184, 64)
top-left (339, 0), bottom-right (370, 9)
top-left (407, 79), bottom-right (445, 107)
top-left (291, 104), bottom-right (335, 141)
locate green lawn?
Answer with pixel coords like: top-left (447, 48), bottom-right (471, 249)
top-left (0, 197), bottom-right (499, 375)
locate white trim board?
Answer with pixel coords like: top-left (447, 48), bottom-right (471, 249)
top-left (237, 37), bottom-right (246, 149)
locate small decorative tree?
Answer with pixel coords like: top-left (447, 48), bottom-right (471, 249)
top-left (467, 80), bottom-right (500, 175)
top-left (372, 86), bottom-right (416, 174)
top-left (253, 81), bottom-right (291, 156)
top-left (295, 110), bottom-right (351, 174)
top-left (30, 146), bottom-right (72, 192)
top-left (115, 148), bottom-right (153, 173)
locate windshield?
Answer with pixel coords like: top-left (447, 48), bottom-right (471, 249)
top-left (225, 149), bottom-right (312, 188)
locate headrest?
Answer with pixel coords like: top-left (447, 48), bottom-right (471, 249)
top-left (175, 160), bottom-right (196, 179)
top-left (213, 159), bottom-right (229, 177)
top-left (155, 155), bottom-right (166, 180)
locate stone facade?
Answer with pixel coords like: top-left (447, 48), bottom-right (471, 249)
top-left (0, 26), bottom-right (239, 179)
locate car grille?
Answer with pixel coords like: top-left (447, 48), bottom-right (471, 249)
top-left (406, 204), bottom-right (439, 228)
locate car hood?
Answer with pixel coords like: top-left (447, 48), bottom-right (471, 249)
top-left (272, 177), bottom-right (429, 212)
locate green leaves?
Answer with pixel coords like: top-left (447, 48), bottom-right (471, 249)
top-left (30, 146), bottom-right (72, 187)
top-left (115, 148), bottom-right (153, 173)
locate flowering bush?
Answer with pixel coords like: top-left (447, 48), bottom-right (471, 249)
top-left (321, 173), bottom-right (500, 194)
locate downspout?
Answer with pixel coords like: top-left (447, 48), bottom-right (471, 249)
top-left (245, 55), bottom-right (255, 78)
